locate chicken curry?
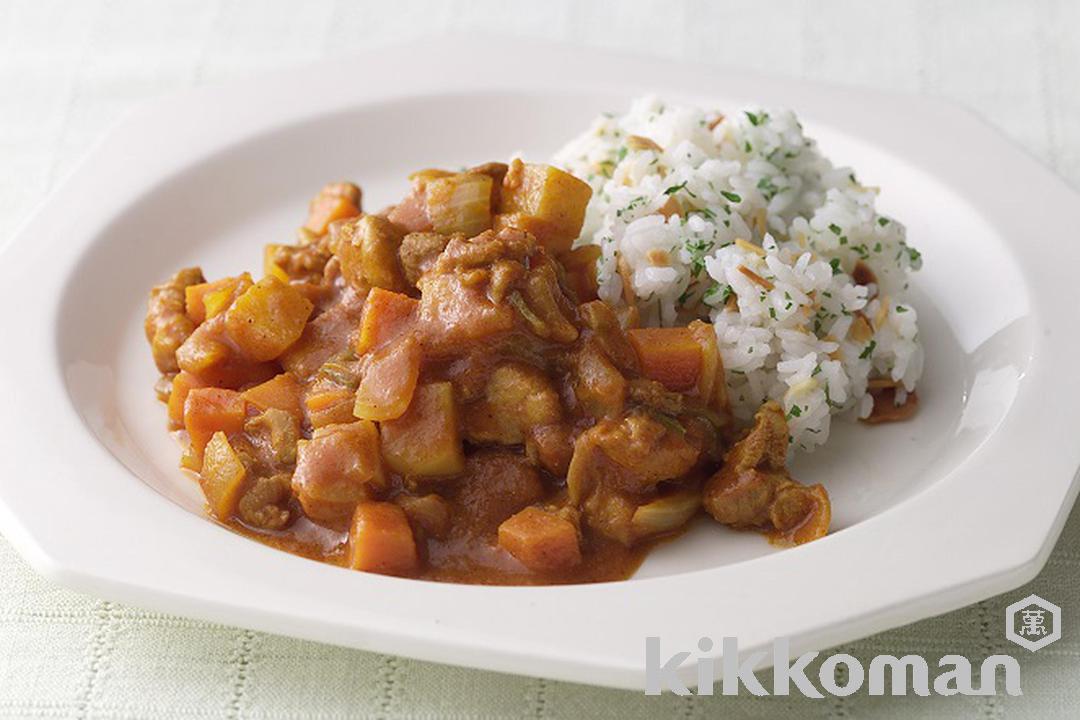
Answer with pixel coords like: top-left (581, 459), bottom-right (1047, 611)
top-left (145, 159), bottom-right (830, 584)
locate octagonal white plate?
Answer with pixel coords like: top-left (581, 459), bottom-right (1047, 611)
top-left (2, 39), bottom-right (1079, 690)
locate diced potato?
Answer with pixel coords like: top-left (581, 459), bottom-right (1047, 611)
top-left (167, 371), bottom-right (206, 429)
top-left (347, 502), bottom-right (419, 576)
top-left (292, 421), bottom-right (386, 523)
top-left (572, 341), bottom-right (626, 418)
top-left (334, 215), bottom-right (408, 292)
top-left (353, 336), bottom-right (422, 422)
top-left (498, 507), bottom-right (581, 572)
top-left (185, 274), bottom-right (253, 325)
top-left (627, 327), bottom-right (703, 391)
top-left (200, 431), bottom-right (248, 521)
top-left (464, 363), bottom-right (561, 445)
top-left (631, 488), bottom-right (701, 540)
top-left (354, 287), bottom-right (418, 355)
top-left (304, 183), bottom-right (361, 235)
top-left (183, 388), bottom-right (247, 463)
top-left (425, 173), bottom-right (493, 236)
top-left (498, 162), bottom-right (592, 253)
top-left (380, 382), bottom-right (465, 478)
top-left (241, 372), bottom-right (303, 420)
top-left (395, 493), bottom-right (452, 540)
top-left (559, 245), bottom-right (601, 301)
top-left (225, 276), bottom-right (314, 362)
top-left (176, 327), bottom-right (232, 376)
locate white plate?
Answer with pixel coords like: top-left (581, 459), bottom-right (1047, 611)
top-left (1, 39), bottom-right (1079, 690)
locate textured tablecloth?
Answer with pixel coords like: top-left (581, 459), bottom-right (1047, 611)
top-left (2, 1), bottom-right (1079, 717)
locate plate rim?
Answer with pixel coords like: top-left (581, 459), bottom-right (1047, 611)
top-left (2, 37), bottom-right (1080, 690)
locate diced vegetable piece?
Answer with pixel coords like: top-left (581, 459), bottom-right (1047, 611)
top-left (498, 162), bottom-right (592, 253)
top-left (498, 507), bottom-right (581, 572)
top-left (572, 341), bottom-right (626, 418)
top-left (225, 276), bottom-right (314, 362)
top-left (559, 245), bottom-right (601, 302)
top-left (425, 173), bottom-right (493, 236)
top-left (334, 215), bottom-right (408, 292)
top-left (292, 421), bottom-right (387, 523)
top-left (627, 327), bottom-right (703, 391)
top-left (347, 502), bottom-right (419, 576)
top-left (353, 336), bottom-right (422, 422)
top-left (304, 183), bottom-right (361, 235)
top-left (631, 488), bottom-right (701, 539)
top-left (304, 389), bottom-right (358, 428)
top-left (185, 274), bottom-right (252, 325)
top-left (200, 431), bottom-right (248, 521)
top-left (183, 388), bottom-right (247, 464)
top-left (241, 372), bottom-right (303, 420)
top-left (167, 371), bottom-right (206, 429)
top-left (354, 288), bottom-right (418, 355)
top-left (395, 493), bottom-right (452, 540)
top-left (380, 382), bottom-right (465, 478)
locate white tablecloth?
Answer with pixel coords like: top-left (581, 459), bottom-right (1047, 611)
top-left (2, 1), bottom-right (1078, 717)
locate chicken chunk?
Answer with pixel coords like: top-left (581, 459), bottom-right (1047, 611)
top-left (464, 363), bottom-right (562, 445)
top-left (145, 267), bottom-right (205, 373)
top-left (702, 401), bottom-right (830, 545)
top-left (292, 421), bottom-right (387, 524)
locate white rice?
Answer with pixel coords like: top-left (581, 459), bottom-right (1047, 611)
top-left (553, 96), bottom-right (924, 451)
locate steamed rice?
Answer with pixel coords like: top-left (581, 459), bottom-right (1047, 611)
top-left (553, 96), bottom-right (923, 451)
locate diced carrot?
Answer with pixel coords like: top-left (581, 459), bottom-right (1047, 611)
top-left (380, 382), bottom-right (465, 478)
top-left (558, 245), bottom-right (601, 301)
top-left (167, 371), bottom-right (206, 430)
top-left (498, 507), bottom-right (581, 573)
top-left (241, 372), bottom-right (303, 419)
top-left (304, 194), bottom-right (360, 235)
top-left (200, 431), bottom-right (247, 521)
top-left (355, 288), bottom-right (418, 355)
top-left (183, 387), bottom-right (248, 463)
top-left (353, 336), bottom-right (422, 422)
top-left (627, 327), bottom-right (703, 391)
top-left (347, 502), bottom-right (419, 576)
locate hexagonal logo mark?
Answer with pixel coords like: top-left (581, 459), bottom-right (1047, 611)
top-left (1005, 594), bottom-right (1061, 652)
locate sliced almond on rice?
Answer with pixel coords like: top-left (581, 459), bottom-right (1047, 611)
top-left (737, 264), bottom-right (774, 291)
top-left (850, 312), bottom-right (874, 342)
top-left (646, 248), bottom-right (671, 266)
top-left (734, 238), bottom-right (765, 256)
top-left (626, 135), bottom-right (663, 153)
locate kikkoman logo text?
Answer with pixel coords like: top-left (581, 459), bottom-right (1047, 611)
top-left (645, 637), bottom-right (1022, 697)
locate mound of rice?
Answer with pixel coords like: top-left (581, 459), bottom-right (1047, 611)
top-left (553, 96), bottom-right (923, 451)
